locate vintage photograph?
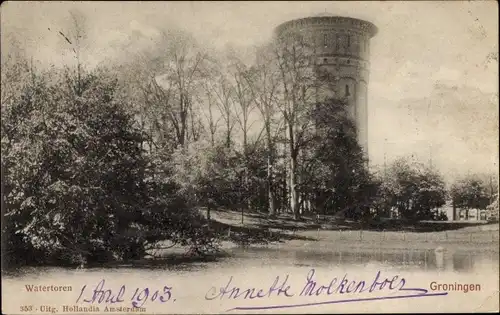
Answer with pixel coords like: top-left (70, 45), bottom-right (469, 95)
top-left (1, 1), bottom-right (499, 314)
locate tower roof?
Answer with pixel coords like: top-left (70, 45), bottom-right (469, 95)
top-left (274, 15), bottom-right (378, 38)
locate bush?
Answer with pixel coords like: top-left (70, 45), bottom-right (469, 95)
top-left (1, 67), bottom-right (219, 268)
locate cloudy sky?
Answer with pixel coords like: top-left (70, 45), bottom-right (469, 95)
top-left (1, 1), bottom-right (498, 182)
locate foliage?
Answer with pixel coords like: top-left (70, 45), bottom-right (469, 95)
top-left (304, 98), bottom-right (376, 219)
top-left (1, 65), bottom-right (218, 268)
top-left (380, 158), bottom-right (447, 221)
top-left (450, 176), bottom-right (492, 210)
top-left (121, 28), bottom-right (210, 150)
top-left (172, 140), bottom-right (245, 211)
top-left (172, 138), bottom-right (271, 216)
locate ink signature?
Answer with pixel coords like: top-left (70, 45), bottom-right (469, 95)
top-left (76, 279), bottom-right (174, 308)
top-left (205, 269), bottom-right (448, 311)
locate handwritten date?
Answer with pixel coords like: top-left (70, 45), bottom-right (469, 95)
top-left (76, 279), bottom-right (174, 308)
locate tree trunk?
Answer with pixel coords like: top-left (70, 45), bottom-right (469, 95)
top-left (266, 129), bottom-right (276, 217)
top-left (267, 155), bottom-right (276, 217)
top-left (243, 133), bottom-right (251, 211)
top-left (245, 167), bottom-right (251, 210)
top-left (286, 115), bottom-right (300, 220)
top-left (282, 144), bottom-right (287, 214)
top-left (206, 203), bottom-right (212, 228)
top-left (452, 201), bottom-right (457, 221)
top-left (226, 122), bottom-right (231, 148)
top-left (290, 150), bottom-right (299, 220)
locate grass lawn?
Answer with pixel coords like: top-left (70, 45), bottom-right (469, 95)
top-left (147, 209), bottom-right (499, 259)
top-left (208, 208), bottom-right (500, 253)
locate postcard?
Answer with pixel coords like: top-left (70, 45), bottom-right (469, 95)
top-left (1, 1), bottom-right (498, 314)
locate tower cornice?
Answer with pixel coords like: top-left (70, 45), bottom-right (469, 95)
top-left (274, 16), bottom-right (378, 38)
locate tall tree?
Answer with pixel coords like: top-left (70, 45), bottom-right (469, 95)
top-left (197, 80), bottom-right (223, 147)
top-left (227, 56), bottom-right (258, 209)
top-left (305, 98), bottom-right (373, 219)
top-left (249, 45), bottom-right (284, 217)
top-left (205, 66), bottom-right (236, 148)
top-left (228, 58), bottom-right (257, 156)
top-left (273, 30), bottom-right (320, 220)
top-left (127, 28), bottom-right (210, 150)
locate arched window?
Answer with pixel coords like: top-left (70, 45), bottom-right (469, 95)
top-left (323, 34), bottom-right (328, 47)
top-left (345, 84), bottom-right (350, 97)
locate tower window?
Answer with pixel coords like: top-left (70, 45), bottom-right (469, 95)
top-left (345, 85), bottom-right (350, 97)
top-left (347, 35), bottom-right (351, 48)
top-left (323, 34), bottom-right (327, 47)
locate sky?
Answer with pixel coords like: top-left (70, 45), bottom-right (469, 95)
top-left (1, 1), bottom-right (498, 183)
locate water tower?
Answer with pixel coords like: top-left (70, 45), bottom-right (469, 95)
top-left (274, 15), bottom-right (378, 157)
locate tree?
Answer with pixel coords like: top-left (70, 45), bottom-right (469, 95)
top-left (249, 44), bottom-right (284, 217)
top-left (380, 158), bottom-right (447, 221)
top-left (125, 28), bottom-right (210, 151)
top-left (273, 30), bottom-right (321, 220)
top-left (1, 34), bottom-right (38, 268)
top-left (226, 55), bottom-right (260, 210)
top-left (2, 59), bottom-right (220, 268)
top-left (305, 98), bottom-right (374, 219)
top-left (413, 167), bottom-right (448, 220)
top-left (2, 67), bottom-right (146, 265)
top-left (204, 64), bottom-right (237, 148)
top-left (197, 79), bottom-right (223, 147)
top-left (172, 140), bottom-right (246, 221)
top-left (228, 58), bottom-right (256, 156)
top-left (450, 175), bottom-right (492, 220)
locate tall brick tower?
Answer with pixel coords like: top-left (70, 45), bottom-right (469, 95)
top-left (274, 15), bottom-right (377, 158)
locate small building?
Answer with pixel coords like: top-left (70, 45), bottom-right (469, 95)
top-left (457, 208), bottom-right (487, 221)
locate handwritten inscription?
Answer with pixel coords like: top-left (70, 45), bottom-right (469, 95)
top-left (205, 275), bottom-right (294, 300)
top-left (205, 269), bottom-right (448, 311)
top-left (300, 269), bottom-right (409, 296)
top-left (76, 279), bottom-right (174, 308)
